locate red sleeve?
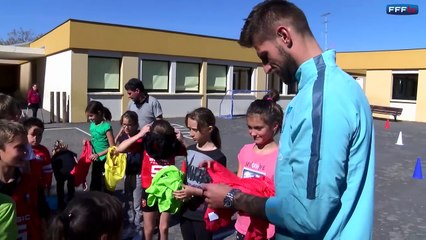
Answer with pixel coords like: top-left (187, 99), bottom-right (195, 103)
top-left (128, 137), bottom-right (143, 153)
top-left (141, 151), bottom-right (152, 188)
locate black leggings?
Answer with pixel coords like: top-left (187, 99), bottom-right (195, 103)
top-left (90, 160), bottom-right (105, 191)
top-left (54, 172), bottom-right (75, 210)
top-left (29, 103), bottom-right (39, 118)
top-left (180, 217), bottom-right (212, 240)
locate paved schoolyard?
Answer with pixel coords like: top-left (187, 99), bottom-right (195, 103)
top-left (38, 110), bottom-right (426, 239)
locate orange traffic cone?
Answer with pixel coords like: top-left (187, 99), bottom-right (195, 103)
top-left (385, 119), bottom-right (390, 129)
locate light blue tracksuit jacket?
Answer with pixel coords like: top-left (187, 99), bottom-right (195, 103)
top-left (265, 50), bottom-right (375, 239)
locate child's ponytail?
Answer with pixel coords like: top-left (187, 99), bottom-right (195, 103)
top-left (103, 107), bottom-right (112, 121)
top-left (211, 126), bottom-right (221, 149)
top-left (263, 89), bottom-right (280, 103)
top-left (85, 101), bottom-right (112, 121)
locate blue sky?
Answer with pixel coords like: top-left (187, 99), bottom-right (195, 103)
top-left (1, 0), bottom-right (424, 52)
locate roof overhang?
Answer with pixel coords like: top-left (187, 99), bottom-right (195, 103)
top-left (0, 45), bottom-right (45, 61)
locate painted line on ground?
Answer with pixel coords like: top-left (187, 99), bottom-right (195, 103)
top-left (45, 127), bottom-right (91, 136)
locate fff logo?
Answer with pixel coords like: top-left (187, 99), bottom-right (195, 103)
top-left (387, 4), bottom-right (419, 15)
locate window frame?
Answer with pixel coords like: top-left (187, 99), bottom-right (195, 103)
top-left (87, 56), bottom-right (121, 92)
top-left (232, 66), bottom-right (253, 91)
top-left (140, 59), bottom-right (170, 93)
top-left (175, 61), bottom-right (200, 93)
top-left (267, 73), bottom-right (298, 95)
top-left (207, 64), bottom-right (228, 93)
top-left (391, 72), bottom-right (418, 101)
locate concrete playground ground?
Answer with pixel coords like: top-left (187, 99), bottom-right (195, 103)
top-left (37, 110), bottom-right (426, 240)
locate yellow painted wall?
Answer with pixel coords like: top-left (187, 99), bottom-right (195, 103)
top-left (19, 63), bottom-right (31, 97)
top-left (30, 22), bottom-right (71, 56)
top-left (200, 62), bottom-right (208, 107)
top-left (337, 49), bottom-right (426, 70)
top-left (120, 56), bottom-right (139, 112)
top-left (416, 70), bottom-right (426, 122)
top-left (255, 67), bottom-right (267, 98)
top-left (365, 70), bottom-right (392, 107)
top-left (30, 19), bottom-right (261, 65)
top-left (70, 51), bottom-right (88, 122)
top-left (337, 50), bottom-right (426, 122)
top-left (67, 20), bottom-right (259, 63)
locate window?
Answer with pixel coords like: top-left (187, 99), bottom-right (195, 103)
top-left (392, 74), bottom-right (418, 100)
top-left (287, 79), bottom-right (298, 95)
top-left (207, 64), bottom-right (227, 92)
top-left (176, 62), bottom-right (200, 92)
top-left (267, 73), bottom-right (283, 94)
top-left (88, 57), bottom-right (120, 92)
top-left (141, 60), bottom-right (169, 92)
top-left (267, 73), bottom-right (297, 95)
top-left (233, 66), bottom-right (252, 91)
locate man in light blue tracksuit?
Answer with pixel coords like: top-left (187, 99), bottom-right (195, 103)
top-left (203, 1), bottom-right (375, 239)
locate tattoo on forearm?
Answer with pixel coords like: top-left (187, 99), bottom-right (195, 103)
top-left (234, 192), bottom-right (267, 220)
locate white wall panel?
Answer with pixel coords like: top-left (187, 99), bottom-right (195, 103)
top-left (42, 51), bottom-right (72, 120)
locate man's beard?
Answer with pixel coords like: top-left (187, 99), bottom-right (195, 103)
top-left (276, 44), bottom-right (297, 86)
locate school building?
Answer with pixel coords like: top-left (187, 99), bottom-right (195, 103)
top-left (0, 19), bottom-right (425, 122)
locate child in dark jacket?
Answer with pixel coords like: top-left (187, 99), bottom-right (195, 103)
top-left (51, 140), bottom-right (77, 210)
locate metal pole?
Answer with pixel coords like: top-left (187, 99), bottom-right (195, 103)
top-left (56, 92), bottom-right (61, 123)
top-left (62, 92), bottom-right (67, 123)
top-left (230, 90), bottom-right (234, 118)
top-left (50, 92), bottom-right (54, 123)
top-left (321, 12), bottom-right (331, 50)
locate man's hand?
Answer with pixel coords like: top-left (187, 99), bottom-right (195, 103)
top-left (203, 183), bottom-right (232, 209)
top-left (205, 183), bottom-right (268, 219)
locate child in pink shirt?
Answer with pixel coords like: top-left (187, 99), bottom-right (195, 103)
top-left (235, 98), bottom-right (284, 240)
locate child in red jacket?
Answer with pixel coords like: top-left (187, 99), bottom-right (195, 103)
top-left (0, 120), bottom-right (48, 240)
top-left (23, 117), bottom-right (53, 196)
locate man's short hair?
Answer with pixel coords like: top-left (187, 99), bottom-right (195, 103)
top-left (23, 117), bottom-right (45, 131)
top-left (239, 0), bottom-right (313, 47)
top-left (125, 78), bottom-right (146, 93)
top-left (0, 120), bottom-right (26, 149)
